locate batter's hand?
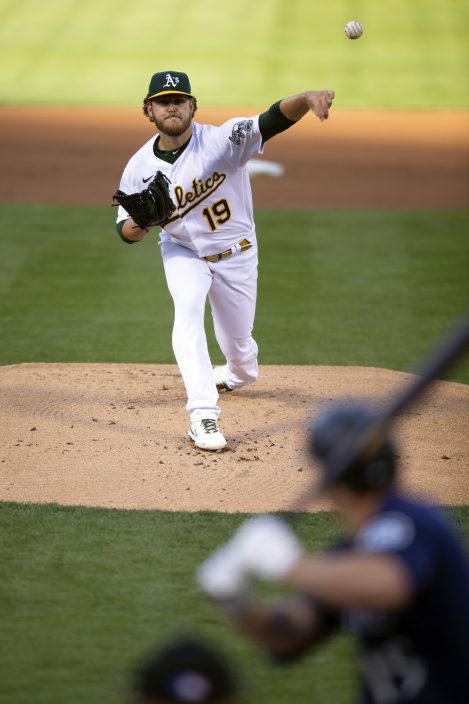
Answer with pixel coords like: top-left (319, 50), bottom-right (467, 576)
top-left (228, 515), bottom-right (304, 580)
top-left (197, 516), bottom-right (303, 600)
top-left (307, 90), bottom-right (335, 121)
top-left (197, 544), bottom-right (248, 601)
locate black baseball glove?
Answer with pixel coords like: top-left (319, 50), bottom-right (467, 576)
top-left (112, 171), bottom-right (176, 230)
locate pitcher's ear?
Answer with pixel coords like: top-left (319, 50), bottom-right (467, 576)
top-left (143, 99), bottom-right (154, 122)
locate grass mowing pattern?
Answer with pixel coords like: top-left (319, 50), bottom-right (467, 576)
top-left (1, 204), bottom-right (468, 382)
top-left (0, 0), bottom-right (468, 107)
top-left (256, 209), bottom-right (469, 380)
top-left (1, 501), bottom-right (468, 704)
top-left (1, 201), bottom-right (468, 701)
top-left (1, 6), bottom-right (468, 698)
top-left (0, 502), bottom-right (357, 704)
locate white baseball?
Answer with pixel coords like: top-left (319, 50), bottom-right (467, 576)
top-left (344, 20), bottom-right (363, 40)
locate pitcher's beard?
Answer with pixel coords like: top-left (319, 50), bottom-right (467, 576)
top-left (155, 113), bottom-right (192, 137)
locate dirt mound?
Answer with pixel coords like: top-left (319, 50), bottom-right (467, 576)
top-left (1, 363), bottom-right (468, 512)
top-left (1, 106), bottom-right (468, 209)
top-left (1, 106), bottom-right (468, 512)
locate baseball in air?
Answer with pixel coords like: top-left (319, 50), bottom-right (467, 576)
top-left (344, 20), bottom-right (363, 40)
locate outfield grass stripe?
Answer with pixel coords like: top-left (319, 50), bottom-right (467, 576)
top-left (0, 0), bottom-right (468, 107)
top-left (1, 204), bottom-right (468, 379)
top-left (0, 501), bottom-right (357, 704)
top-left (0, 206), bottom-right (171, 362)
top-left (1, 501), bottom-right (467, 703)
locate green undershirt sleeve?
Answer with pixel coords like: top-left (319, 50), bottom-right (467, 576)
top-left (258, 101), bottom-right (297, 143)
top-left (116, 219), bottom-right (138, 244)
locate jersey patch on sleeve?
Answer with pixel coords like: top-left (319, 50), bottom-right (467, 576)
top-left (355, 512), bottom-right (416, 553)
top-left (229, 119), bottom-right (253, 145)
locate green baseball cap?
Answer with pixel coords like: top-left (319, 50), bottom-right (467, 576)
top-left (146, 71), bottom-right (193, 100)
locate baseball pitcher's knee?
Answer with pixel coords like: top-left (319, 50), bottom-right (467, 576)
top-left (174, 297), bottom-right (205, 319)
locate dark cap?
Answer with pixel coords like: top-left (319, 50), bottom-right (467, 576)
top-left (309, 399), bottom-right (397, 493)
top-left (146, 71), bottom-right (193, 101)
top-left (133, 636), bottom-right (237, 703)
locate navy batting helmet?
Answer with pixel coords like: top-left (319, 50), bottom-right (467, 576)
top-left (309, 400), bottom-right (397, 493)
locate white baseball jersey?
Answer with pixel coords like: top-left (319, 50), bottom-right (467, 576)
top-left (116, 116), bottom-right (264, 257)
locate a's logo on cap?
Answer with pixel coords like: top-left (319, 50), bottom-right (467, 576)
top-left (164, 74), bottom-right (180, 88)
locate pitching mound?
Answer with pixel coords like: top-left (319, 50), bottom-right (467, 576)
top-left (1, 363), bottom-right (468, 512)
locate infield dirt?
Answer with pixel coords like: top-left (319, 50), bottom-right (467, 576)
top-left (1, 107), bottom-right (468, 511)
top-left (1, 106), bottom-right (468, 209)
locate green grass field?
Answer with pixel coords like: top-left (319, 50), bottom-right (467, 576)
top-left (1, 204), bottom-right (468, 380)
top-left (2, 502), bottom-right (468, 704)
top-left (0, 0), bottom-right (468, 107)
top-left (1, 1), bottom-right (468, 701)
top-left (1, 203), bottom-right (468, 702)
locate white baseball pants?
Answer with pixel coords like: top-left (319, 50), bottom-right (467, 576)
top-left (160, 239), bottom-right (259, 422)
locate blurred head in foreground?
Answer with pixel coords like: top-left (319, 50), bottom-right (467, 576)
top-left (309, 399), bottom-right (398, 527)
top-left (133, 636), bottom-right (238, 704)
top-left (310, 399), bottom-right (397, 492)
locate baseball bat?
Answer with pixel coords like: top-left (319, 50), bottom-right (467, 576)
top-left (289, 314), bottom-right (469, 514)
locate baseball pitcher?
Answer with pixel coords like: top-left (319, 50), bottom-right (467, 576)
top-left (114, 70), bottom-right (334, 450)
